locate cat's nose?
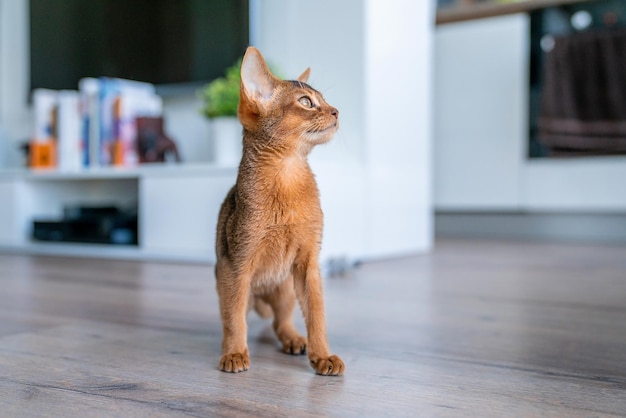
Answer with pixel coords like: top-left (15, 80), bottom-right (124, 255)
top-left (330, 108), bottom-right (339, 119)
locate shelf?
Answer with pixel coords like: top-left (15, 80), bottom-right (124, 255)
top-left (0, 163), bottom-right (238, 181)
top-left (0, 241), bottom-right (213, 263)
top-left (1, 241), bottom-right (143, 260)
top-left (0, 162), bottom-right (236, 263)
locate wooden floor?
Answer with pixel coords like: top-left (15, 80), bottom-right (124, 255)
top-left (1, 239), bottom-right (625, 417)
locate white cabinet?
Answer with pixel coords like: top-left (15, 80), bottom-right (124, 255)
top-left (434, 14), bottom-right (626, 213)
top-left (434, 14), bottom-right (529, 210)
top-left (0, 179), bottom-right (25, 245)
top-left (524, 158), bottom-right (626, 212)
top-left (0, 165), bottom-right (237, 262)
top-left (140, 171), bottom-right (234, 261)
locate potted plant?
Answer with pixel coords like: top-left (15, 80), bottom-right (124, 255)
top-left (198, 59), bottom-right (243, 166)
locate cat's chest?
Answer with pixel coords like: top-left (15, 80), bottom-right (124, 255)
top-left (264, 191), bottom-right (320, 226)
top-left (250, 224), bottom-right (317, 291)
top-left (255, 167), bottom-right (321, 225)
top-left (242, 172), bottom-right (322, 290)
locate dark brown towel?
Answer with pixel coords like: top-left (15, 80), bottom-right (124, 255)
top-left (538, 28), bottom-right (626, 156)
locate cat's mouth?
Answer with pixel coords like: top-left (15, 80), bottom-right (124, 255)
top-left (306, 122), bottom-right (338, 134)
top-left (303, 122), bottom-right (338, 145)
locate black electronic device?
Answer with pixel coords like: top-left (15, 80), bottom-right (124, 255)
top-left (32, 205), bottom-right (138, 246)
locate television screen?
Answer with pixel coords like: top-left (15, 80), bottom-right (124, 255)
top-left (29, 0), bottom-right (249, 93)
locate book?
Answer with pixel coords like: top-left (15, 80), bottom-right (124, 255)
top-left (113, 91), bottom-right (163, 167)
top-left (78, 78), bottom-right (100, 167)
top-left (31, 89), bottom-right (59, 168)
top-left (56, 90), bottom-right (82, 171)
top-left (98, 77), bottom-right (156, 166)
top-left (78, 77), bottom-right (161, 168)
top-left (32, 89), bottom-right (57, 143)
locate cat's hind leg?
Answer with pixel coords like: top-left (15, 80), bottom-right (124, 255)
top-left (260, 278), bottom-right (307, 355)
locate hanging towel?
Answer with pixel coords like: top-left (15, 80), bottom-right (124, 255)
top-left (538, 28), bottom-right (626, 156)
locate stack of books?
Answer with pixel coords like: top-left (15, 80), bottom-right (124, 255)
top-left (31, 78), bottom-right (163, 171)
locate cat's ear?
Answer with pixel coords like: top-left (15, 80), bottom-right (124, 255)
top-left (297, 68), bottom-right (311, 83)
top-left (240, 46), bottom-right (277, 105)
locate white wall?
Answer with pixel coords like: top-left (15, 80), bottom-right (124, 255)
top-left (0, 0), bottom-right (31, 167)
top-left (161, 95), bottom-right (212, 163)
top-left (253, 0), bottom-right (366, 166)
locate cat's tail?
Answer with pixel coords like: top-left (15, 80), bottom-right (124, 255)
top-left (248, 294), bottom-right (273, 319)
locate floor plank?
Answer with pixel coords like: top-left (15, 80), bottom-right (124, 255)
top-left (1, 240), bottom-right (625, 417)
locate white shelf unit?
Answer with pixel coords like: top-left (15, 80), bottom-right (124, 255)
top-left (0, 164), bottom-right (237, 262)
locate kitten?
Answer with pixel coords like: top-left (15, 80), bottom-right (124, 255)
top-left (214, 46), bottom-right (344, 376)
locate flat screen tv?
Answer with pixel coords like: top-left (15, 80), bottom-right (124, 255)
top-left (29, 0), bottom-right (249, 94)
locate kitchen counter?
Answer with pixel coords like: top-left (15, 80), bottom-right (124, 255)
top-left (437, 0), bottom-right (588, 24)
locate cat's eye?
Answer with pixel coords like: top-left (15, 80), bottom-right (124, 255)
top-left (298, 96), bottom-right (313, 108)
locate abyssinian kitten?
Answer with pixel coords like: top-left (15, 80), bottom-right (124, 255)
top-left (215, 46), bottom-right (344, 376)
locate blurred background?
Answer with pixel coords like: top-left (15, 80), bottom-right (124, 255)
top-left (0, 0), bottom-right (624, 265)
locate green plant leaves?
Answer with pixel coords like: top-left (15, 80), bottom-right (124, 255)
top-left (198, 58), bottom-right (282, 119)
top-left (198, 59), bottom-right (242, 118)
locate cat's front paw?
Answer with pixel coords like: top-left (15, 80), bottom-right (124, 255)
top-left (219, 352), bottom-right (250, 373)
top-left (309, 354), bottom-right (345, 376)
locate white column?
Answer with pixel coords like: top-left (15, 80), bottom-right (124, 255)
top-left (363, 0), bottom-right (434, 257)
